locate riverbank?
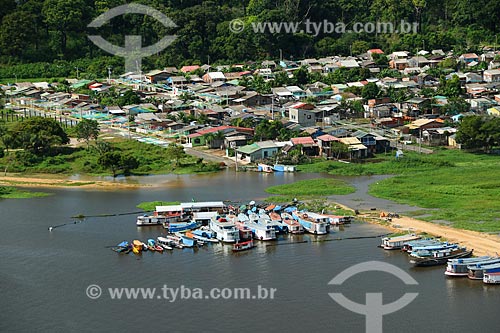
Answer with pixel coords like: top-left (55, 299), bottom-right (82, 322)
top-left (0, 175), bottom-right (148, 189)
top-left (343, 207), bottom-right (500, 257)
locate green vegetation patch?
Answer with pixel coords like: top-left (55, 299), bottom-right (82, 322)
top-left (137, 201), bottom-right (181, 212)
top-left (0, 186), bottom-right (50, 199)
top-left (265, 178), bottom-right (355, 196)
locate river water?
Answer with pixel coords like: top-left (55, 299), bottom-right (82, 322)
top-left (1, 171), bottom-right (498, 332)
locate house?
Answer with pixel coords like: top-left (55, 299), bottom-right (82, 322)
top-left (202, 72), bottom-right (226, 83)
top-left (404, 98), bottom-right (431, 116)
top-left (286, 86), bottom-right (306, 99)
top-left (236, 141), bottom-right (279, 163)
top-left (352, 131), bottom-right (378, 155)
top-left (232, 91), bottom-right (272, 107)
top-left (408, 56), bottom-right (430, 68)
top-left (403, 118), bottom-right (444, 135)
top-left (465, 72), bottom-right (483, 83)
top-left (290, 136), bottom-right (318, 156)
top-left (316, 134), bottom-right (340, 158)
top-left (186, 126), bottom-right (254, 147)
top-left (145, 69), bottom-right (171, 83)
top-left (374, 117), bottom-right (404, 128)
top-left (224, 135), bottom-right (252, 149)
top-left (180, 65), bottom-right (200, 73)
top-left (367, 49), bottom-right (384, 60)
top-left (261, 60), bottom-right (277, 69)
top-left (288, 102), bottom-right (316, 127)
top-left (483, 69), bottom-right (500, 83)
top-left (460, 53), bottom-right (479, 64)
top-left (339, 137), bottom-right (368, 159)
top-left (423, 127), bottom-right (457, 146)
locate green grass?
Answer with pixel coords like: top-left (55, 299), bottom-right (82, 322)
top-left (265, 178), bottom-right (355, 197)
top-left (0, 186), bottom-right (50, 199)
top-left (137, 201), bottom-right (180, 211)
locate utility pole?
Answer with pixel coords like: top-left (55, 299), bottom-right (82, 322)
top-left (75, 67), bottom-right (80, 79)
top-left (108, 67), bottom-right (112, 84)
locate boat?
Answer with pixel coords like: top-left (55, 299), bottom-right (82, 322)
top-left (444, 256), bottom-right (491, 277)
top-left (234, 214), bottom-right (253, 240)
top-left (174, 232), bottom-right (197, 247)
top-left (402, 239), bottom-right (442, 252)
top-left (132, 240), bottom-right (143, 254)
top-left (380, 234), bottom-right (421, 250)
top-left (325, 215), bottom-right (353, 225)
top-left (232, 239), bottom-right (255, 252)
top-left (280, 213), bottom-right (304, 234)
top-left (483, 271), bottom-right (500, 284)
top-left (156, 237), bottom-right (173, 250)
top-left (409, 243), bottom-right (459, 258)
top-left (209, 216), bottom-right (240, 243)
top-left (410, 248), bottom-right (473, 267)
top-left (136, 214), bottom-right (174, 226)
top-left (111, 241), bottom-right (130, 253)
top-left (258, 163), bottom-right (274, 173)
top-left (267, 211), bottom-right (289, 233)
top-left (246, 213), bottom-right (276, 241)
top-left (272, 164), bottom-right (296, 172)
top-left (155, 245), bottom-right (164, 252)
top-left (189, 228), bottom-right (219, 243)
top-left (165, 221), bottom-right (199, 233)
top-left (468, 261), bottom-right (500, 280)
top-left (292, 211), bottom-right (330, 235)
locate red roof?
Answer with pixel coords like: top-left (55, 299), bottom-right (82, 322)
top-left (180, 65), bottom-right (200, 73)
top-left (368, 49), bottom-right (384, 54)
top-left (291, 137), bottom-right (315, 145)
top-left (316, 134), bottom-right (339, 142)
top-left (289, 102), bottom-right (307, 109)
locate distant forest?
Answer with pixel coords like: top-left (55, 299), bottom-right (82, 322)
top-left (1, 0), bottom-right (499, 78)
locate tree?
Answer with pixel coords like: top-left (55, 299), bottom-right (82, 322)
top-left (456, 116), bottom-right (500, 152)
top-left (165, 143), bottom-right (185, 166)
top-left (98, 151), bottom-right (122, 177)
top-left (75, 119), bottom-right (99, 148)
top-left (330, 142), bottom-right (349, 159)
top-left (11, 117), bottom-right (69, 155)
top-left (42, 0), bottom-right (89, 55)
top-left (0, 11), bottom-right (36, 58)
top-left (442, 97), bottom-right (470, 115)
top-left (362, 82), bottom-right (380, 100)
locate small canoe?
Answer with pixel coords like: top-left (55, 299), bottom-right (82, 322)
top-left (155, 245), bottom-right (164, 252)
top-left (148, 245), bottom-right (156, 251)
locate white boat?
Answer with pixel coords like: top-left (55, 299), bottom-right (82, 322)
top-left (136, 215), bottom-right (170, 226)
top-left (280, 213), bottom-right (304, 234)
top-left (209, 216), bottom-right (240, 243)
top-left (247, 213), bottom-right (276, 240)
top-left (156, 237), bottom-right (173, 250)
top-left (468, 261), bottom-right (500, 280)
top-left (483, 271), bottom-right (500, 284)
top-left (292, 211), bottom-right (330, 235)
top-left (445, 256), bottom-right (491, 277)
top-left (380, 234), bottom-right (421, 250)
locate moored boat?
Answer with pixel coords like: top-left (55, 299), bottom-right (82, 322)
top-left (136, 214), bottom-right (174, 226)
top-left (209, 216), bottom-right (240, 243)
top-left (380, 234), bottom-right (421, 250)
top-left (402, 239), bottom-right (442, 252)
top-left (468, 261), bottom-right (500, 280)
top-left (156, 236), bottom-right (173, 250)
top-left (132, 240), bottom-right (143, 254)
top-left (409, 243), bottom-right (459, 258)
top-left (232, 239), bottom-right (255, 252)
top-left (292, 211), bottom-right (329, 235)
top-left (280, 213), bottom-right (304, 234)
top-left (445, 256), bottom-right (491, 277)
top-left (174, 232), bottom-right (198, 247)
top-left (165, 221), bottom-right (199, 233)
top-left (483, 271), bottom-right (500, 284)
top-left (410, 248), bottom-right (473, 267)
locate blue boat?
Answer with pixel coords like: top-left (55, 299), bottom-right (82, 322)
top-left (409, 242), bottom-right (458, 258)
top-left (445, 256), bottom-right (491, 276)
top-left (165, 221), bottom-right (198, 232)
top-left (292, 211), bottom-right (329, 235)
top-left (468, 260), bottom-right (500, 279)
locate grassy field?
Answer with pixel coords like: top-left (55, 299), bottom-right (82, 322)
top-left (264, 178), bottom-right (355, 204)
top-left (0, 186), bottom-right (50, 199)
top-left (0, 139), bottom-right (220, 177)
top-left (137, 201), bottom-right (181, 211)
top-left (299, 150), bottom-right (500, 232)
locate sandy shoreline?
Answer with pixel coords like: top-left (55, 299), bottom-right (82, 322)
top-left (0, 175), bottom-right (149, 189)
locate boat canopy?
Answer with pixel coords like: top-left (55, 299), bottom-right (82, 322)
top-left (156, 205), bottom-right (183, 213)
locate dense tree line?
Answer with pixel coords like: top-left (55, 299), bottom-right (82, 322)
top-left (1, 0), bottom-right (500, 78)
